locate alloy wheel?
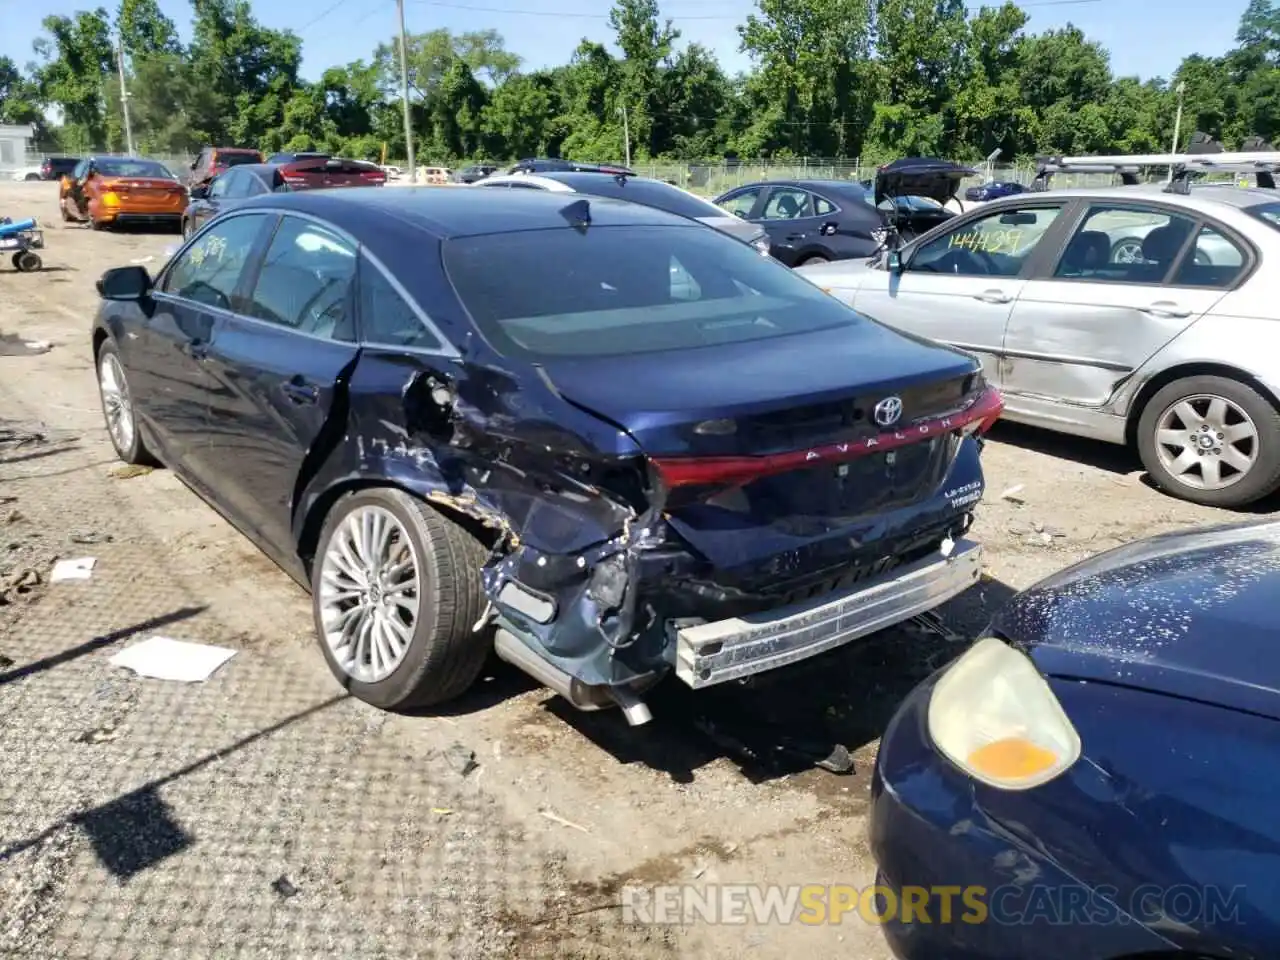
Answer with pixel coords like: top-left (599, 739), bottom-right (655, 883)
top-left (318, 505), bottom-right (422, 683)
top-left (98, 352), bottom-right (135, 455)
top-left (1111, 238), bottom-right (1145, 264)
top-left (1153, 393), bottom-right (1259, 491)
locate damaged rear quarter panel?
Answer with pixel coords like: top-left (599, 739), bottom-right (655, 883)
top-left (292, 341), bottom-right (669, 684)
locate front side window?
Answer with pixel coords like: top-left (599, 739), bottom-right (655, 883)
top-left (1055, 205), bottom-right (1200, 284)
top-left (910, 205), bottom-right (1065, 278)
top-left (717, 187), bottom-right (761, 218)
top-left (358, 255), bottom-right (442, 349)
top-left (442, 223), bottom-right (862, 360)
top-left (208, 173), bottom-right (231, 198)
top-left (760, 188), bottom-right (813, 220)
top-left (245, 217), bottom-right (356, 339)
top-left (162, 214), bottom-right (269, 309)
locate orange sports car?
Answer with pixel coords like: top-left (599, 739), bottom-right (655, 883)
top-left (60, 156), bottom-right (189, 232)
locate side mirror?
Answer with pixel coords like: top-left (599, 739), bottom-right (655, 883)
top-left (886, 250), bottom-right (903, 272)
top-left (190, 184), bottom-right (209, 200)
top-left (97, 265), bottom-right (152, 301)
top-left (189, 160), bottom-right (198, 170)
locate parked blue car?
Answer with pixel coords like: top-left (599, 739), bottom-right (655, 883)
top-left (90, 186), bottom-right (1002, 726)
top-left (870, 518), bottom-right (1280, 959)
top-left (963, 180), bottom-right (1026, 202)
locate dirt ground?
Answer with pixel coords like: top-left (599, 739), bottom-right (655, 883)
top-left (0, 179), bottom-right (1261, 960)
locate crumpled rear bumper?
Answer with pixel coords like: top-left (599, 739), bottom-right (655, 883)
top-left (672, 538), bottom-right (982, 688)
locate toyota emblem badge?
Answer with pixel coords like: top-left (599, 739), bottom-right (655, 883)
top-left (873, 395), bottom-right (903, 427)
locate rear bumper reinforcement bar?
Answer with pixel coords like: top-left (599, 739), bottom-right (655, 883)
top-left (673, 538), bottom-right (983, 688)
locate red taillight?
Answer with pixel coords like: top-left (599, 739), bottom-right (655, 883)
top-left (649, 386), bottom-right (1004, 490)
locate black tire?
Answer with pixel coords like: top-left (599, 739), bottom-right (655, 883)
top-left (24, 173), bottom-right (40, 182)
top-left (181, 217), bottom-right (193, 240)
top-left (311, 488), bottom-right (490, 710)
top-left (94, 340), bottom-right (154, 465)
top-left (1137, 375), bottom-right (1280, 508)
top-left (14, 251), bottom-right (41, 272)
top-left (796, 254), bottom-right (830, 267)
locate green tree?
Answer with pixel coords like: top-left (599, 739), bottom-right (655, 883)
top-left (32, 10), bottom-right (115, 150)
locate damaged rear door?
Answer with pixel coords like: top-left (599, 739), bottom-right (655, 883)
top-left (194, 213), bottom-right (361, 569)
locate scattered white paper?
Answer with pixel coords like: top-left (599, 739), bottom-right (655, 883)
top-left (130, 256), bottom-right (154, 264)
top-left (50, 557), bottom-right (96, 582)
top-left (109, 636), bottom-right (237, 682)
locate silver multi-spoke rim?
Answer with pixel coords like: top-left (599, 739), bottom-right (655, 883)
top-left (99, 353), bottom-right (135, 454)
top-left (319, 505), bottom-right (421, 683)
top-left (1112, 238), bottom-right (1145, 264)
top-left (1154, 393), bottom-right (1259, 491)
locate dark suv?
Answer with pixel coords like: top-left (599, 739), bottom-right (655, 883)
top-left (40, 156), bottom-right (80, 181)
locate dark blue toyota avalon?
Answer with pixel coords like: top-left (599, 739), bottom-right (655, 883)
top-left (90, 186), bottom-right (1002, 725)
top-left (871, 519), bottom-right (1280, 959)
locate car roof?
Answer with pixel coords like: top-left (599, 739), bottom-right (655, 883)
top-left (980, 183), bottom-right (1277, 213)
top-left (240, 184), bottom-right (694, 239)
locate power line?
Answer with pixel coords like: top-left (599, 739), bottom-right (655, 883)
top-left (297, 0), bottom-right (359, 34)
top-left (307, 1), bottom-right (396, 43)
top-left (409, 0), bottom-right (1102, 18)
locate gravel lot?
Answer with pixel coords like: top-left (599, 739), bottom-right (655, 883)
top-left (0, 179), bottom-right (1263, 959)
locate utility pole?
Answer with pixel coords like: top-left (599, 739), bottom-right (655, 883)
top-left (117, 36), bottom-right (135, 156)
top-left (619, 104), bottom-right (630, 168)
top-left (396, 0), bottom-right (416, 183)
top-left (1169, 80), bottom-right (1186, 177)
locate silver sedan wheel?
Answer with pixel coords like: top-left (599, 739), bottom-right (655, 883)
top-left (1111, 237), bottom-right (1145, 264)
top-left (98, 352), bottom-right (135, 454)
top-left (318, 505), bottom-right (421, 683)
top-left (1154, 393), bottom-right (1259, 491)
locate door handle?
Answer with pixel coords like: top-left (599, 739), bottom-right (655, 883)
top-left (973, 289), bottom-right (1011, 304)
top-left (1140, 302), bottom-right (1192, 318)
top-left (281, 376), bottom-right (319, 405)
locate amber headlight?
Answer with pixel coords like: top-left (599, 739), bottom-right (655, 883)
top-left (927, 636), bottom-right (1081, 790)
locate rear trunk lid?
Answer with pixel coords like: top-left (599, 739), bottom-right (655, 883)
top-left (101, 177), bottom-right (187, 205)
top-left (874, 157), bottom-right (978, 208)
top-left (541, 321), bottom-right (999, 570)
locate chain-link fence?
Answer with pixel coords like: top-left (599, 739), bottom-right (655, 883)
top-left (15, 148), bottom-right (1246, 195)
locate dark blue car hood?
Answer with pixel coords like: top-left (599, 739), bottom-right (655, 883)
top-left (994, 520), bottom-right (1280, 721)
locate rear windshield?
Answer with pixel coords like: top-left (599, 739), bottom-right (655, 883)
top-left (555, 176), bottom-right (725, 220)
top-left (1245, 202), bottom-right (1280, 232)
top-left (95, 158), bottom-right (174, 179)
top-left (217, 152), bottom-right (261, 167)
top-left (443, 223), bottom-right (858, 359)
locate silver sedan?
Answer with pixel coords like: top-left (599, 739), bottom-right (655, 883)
top-left (798, 184), bottom-right (1280, 508)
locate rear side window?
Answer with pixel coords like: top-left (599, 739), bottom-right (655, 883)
top-left (1054, 205), bottom-right (1200, 284)
top-left (358, 255), bottom-right (442, 349)
top-left (162, 214), bottom-right (268, 308)
top-left (1171, 226), bottom-right (1246, 288)
top-left (245, 217), bottom-right (356, 339)
top-left (442, 223), bottom-right (858, 359)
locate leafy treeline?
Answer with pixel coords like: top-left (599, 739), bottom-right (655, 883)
top-left (2, 0), bottom-right (1280, 165)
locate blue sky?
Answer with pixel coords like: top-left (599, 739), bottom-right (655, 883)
top-left (1, 0), bottom-right (1248, 84)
